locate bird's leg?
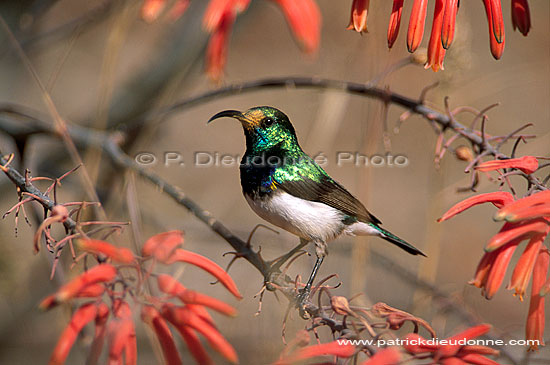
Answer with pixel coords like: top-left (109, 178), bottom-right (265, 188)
top-left (302, 255), bottom-right (324, 294)
top-left (296, 241), bottom-right (326, 317)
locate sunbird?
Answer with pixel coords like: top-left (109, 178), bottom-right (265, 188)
top-left (208, 106), bottom-right (425, 305)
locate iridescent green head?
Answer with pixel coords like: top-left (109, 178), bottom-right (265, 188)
top-left (208, 106), bottom-right (300, 152)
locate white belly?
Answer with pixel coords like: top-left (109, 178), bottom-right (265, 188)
top-left (245, 192), bottom-right (346, 243)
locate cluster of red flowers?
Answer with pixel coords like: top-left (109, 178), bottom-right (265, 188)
top-left (141, 0), bottom-right (320, 81)
top-left (348, 0), bottom-right (532, 71)
top-left (140, 0), bottom-right (533, 80)
top-left (274, 324), bottom-right (500, 364)
top-left (41, 231), bottom-right (241, 364)
top-left (439, 157), bottom-right (549, 351)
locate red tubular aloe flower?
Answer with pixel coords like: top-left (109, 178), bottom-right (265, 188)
top-left (108, 300), bottom-right (136, 365)
top-left (407, 0), bottom-right (429, 52)
top-left (273, 0), bottom-right (321, 54)
top-left (49, 303), bottom-right (98, 365)
top-left (77, 239), bottom-right (134, 263)
top-left (347, 0), bottom-right (370, 33)
top-left (497, 205), bottom-right (550, 223)
top-left (50, 264), bottom-right (116, 304)
top-left (162, 304), bottom-right (238, 363)
top-left (203, 0), bottom-right (250, 32)
top-left (478, 240), bottom-right (519, 299)
top-left (179, 325), bottom-right (213, 365)
top-left (275, 341), bottom-right (355, 365)
top-left (469, 249), bottom-right (497, 289)
top-left (361, 347), bottom-right (401, 364)
top-left (142, 230), bottom-right (184, 261)
top-left (437, 324), bottom-right (491, 357)
top-left (75, 283), bottom-right (105, 298)
top-left (40, 283), bottom-right (106, 310)
top-left (187, 303), bottom-right (215, 327)
top-left (476, 156), bottom-right (539, 175)
top-left (482, 0), bottom-right (505, 59)
top-left (206, 10), bottom-right (235, 82)
top-left (438, 192), bottom-right (514, 222)
top-left (441, 0), bottom-right (459, 49)
top-left (526, 248), bottom-right (548, 350)
top-left (387, 0), bottom-right (404, 48)
top-left (157, 274), bottom-right (237, 316)
top-left (403, 325), bottom-right (499, 363)
top-left (508, 235), bottom-right (545, 300)
top-left (512, 0), bottom-right (531, 36)
top-left (167, 249), bottom-right (242, 299)
top-left (485, 219), bottom-right (549, 252)
top-left (425, 0), bottom-right (447, 72)
top-left (483, 242), bottom-right (519, 299)
top-left (88, 303), bottom-right (109, 365)
top-left (494, 190), bottom-right (550, 222)
top-left (141, 306), bottom-right (182, 365)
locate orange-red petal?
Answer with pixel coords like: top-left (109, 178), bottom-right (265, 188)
top-left (476, 156), bottom-right (538, 174)
top-left (483, 240), bottom-right (519, 299)
top-left (55, 264), bottom-right (117, 303)
top-left (347, 0), bottom-right (370, 33)
top-left (494, 190), bottom-right (550, 222)
top-left (142, 230), bottom-right (184, 261)
top-left (179, 326), bottom-right (213, 365)
top-left (425, 0), bottom-right (447, 72)
top-left (469, 250), bottom-right (498, 289)
top-left (49, 303), bottom-right (98, 365)
top-left (88, 302), bottom-right (110, 365)
top-left (78, 239), bottom-right (134, 263)
top-left (407, 0), bottom-right (429, 52)
top-left (167, 249), bottom-right (242, 299)
top-left (438, 192), bottom-right (514, 222)
top-left (141, 306), bottom-right (182, 365)
top-left (108, 301), bottom-right (136, 364)
top-left (387, 0), bottom-right (404, 48)
top-left (157, 274), bottom-right (236, 316)
top-left (273, 0), bottom-right (321, 53)
top-left (482, 0), bottom-right (505, 59)
top-left (203, 0), bottom-right (250, 32)
top-left (162, 304), bottom-right (237, 363)
top-left (441, 0), bottom-right (459, 49)
top-left (511, 0), bottom-right (531, 36)
top-left (205, 10), bottom-right (235, 82)
top-left (526, 248), bottom-right (548, 350)
top-left (508, 235), bottom-right (545, 300)
top-left (485, 220), bottom-right (548, 252)
top-left (437, 324), bottom-right (491, 357)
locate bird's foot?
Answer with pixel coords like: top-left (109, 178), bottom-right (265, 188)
top-left (295, 288), bottom-right (313, 319)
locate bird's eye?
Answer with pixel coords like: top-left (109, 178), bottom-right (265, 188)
top-left (264, 118), bottom-right (274, 127)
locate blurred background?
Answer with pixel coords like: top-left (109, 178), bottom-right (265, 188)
top-left (0, 0), bottom-right (548, 363)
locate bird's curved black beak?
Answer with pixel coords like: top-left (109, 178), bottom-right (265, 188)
top-left (207, 110), bottom-right (256, 129)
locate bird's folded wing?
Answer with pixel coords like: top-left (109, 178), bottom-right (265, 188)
top-left (275, 174), bottom-right (381, 225)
